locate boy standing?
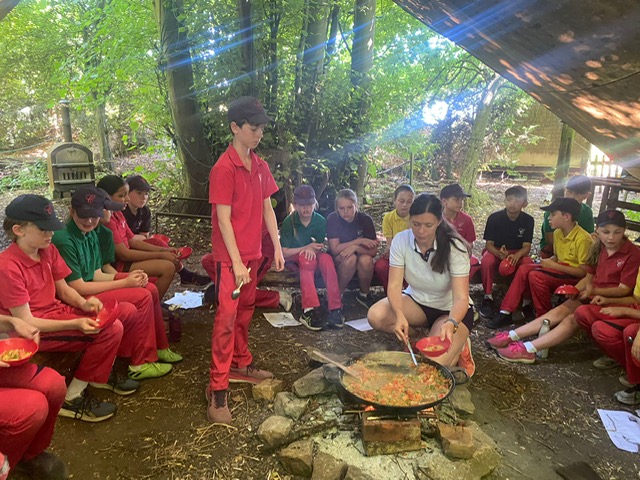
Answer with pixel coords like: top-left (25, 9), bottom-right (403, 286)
top-left (489, 197), bottom-right (592, 329)
top-left (539, 175), bottom-right (594, 258)
top-left (479, 186), bottom-right (535, 318)
top-left (207, 97), bottom-right (285, 424)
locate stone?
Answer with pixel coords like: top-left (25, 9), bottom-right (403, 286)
top-left (274, 392), bottom-right (308, 420)
top-left (278, 439), bottom-right (314, 477)
top-left (257, 415), bottom-right (294, 448)
top-left (437, 422), bottom-right (474, 459)
top-left (293, 367), bottom-right (333, 397)
top-left (448, 386), bottom-right (475, 416)
top-left (466, 421), bottom-right (501, 479)
top-left (344, 465), bottom-right (376, 480)
top-left (252, 378), bottom-right (285, 401)
top-left (311, 452), bottom-right (347, 480)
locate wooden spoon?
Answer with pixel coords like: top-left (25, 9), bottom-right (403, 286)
top-left (312, 349), bottom-right (361, 378)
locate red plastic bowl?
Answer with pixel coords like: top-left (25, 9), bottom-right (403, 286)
top-left (96, 300), bottom-right (119, 329)
top-left (554, 284), bottom-right (579, 296)
top-left (498, 259), bottom-right (516, 276)
top-left (0, 337), bottom-right (38, 367)
top-left (416, 336), bottom-right (451, 358)
top-left (178, 246), bottom-right (192, 260)
top-left (153, 234), bottom-right (170, 243)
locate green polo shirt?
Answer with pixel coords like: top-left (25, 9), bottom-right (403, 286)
top-left (540, 202), bottom-right (594, 250)
top-left (95, 224), bottom-right (116, 265)
top-left (52, 221), bottom-right (103, 282)
top-left (280, 211), bottom-right (327, 249)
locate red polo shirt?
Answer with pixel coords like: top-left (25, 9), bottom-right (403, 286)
top-left (0, 243), bottom-right (72, 317)
top-left (447, 211), bottom-right (476, 244)
top-left (104, 211), bottom-right (134, 248)
top-left (585, 239), bottom-right (640, 289)
top-left (209, 145), bottom-right (278, 263)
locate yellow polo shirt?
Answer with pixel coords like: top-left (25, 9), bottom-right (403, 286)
top-left (553, 224), bottom-right (593, 267)
top-left (382, 209), bottom-right (410, 241)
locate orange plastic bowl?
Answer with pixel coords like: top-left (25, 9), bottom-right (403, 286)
top-left (554, 284), bottom-right (579, 296)
top-left (416, 336), bottom-right (451, 358)
top-left (96, 300), bottom-right (119, 329)
top-left (0, 337), bottom-right (38, 367)
top-left (498, 259), bottom-right (516, 276)
top-left (153, 234), bottom-right (170, 243)
top-left (178, 246), bottom-right (192, 260)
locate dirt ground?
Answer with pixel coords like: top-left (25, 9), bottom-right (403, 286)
top-left (4, 178), bottom-right (640, 480)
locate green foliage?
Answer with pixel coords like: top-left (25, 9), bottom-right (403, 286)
top-left (0, 159), bottom-right (48, 190)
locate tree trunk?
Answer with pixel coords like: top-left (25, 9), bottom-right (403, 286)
top-left (155, 0), bottom-right (212, 199)
top-left (264, 0), bottom-right (280, 113)
top-left (350, 0), bottom-right (376, 199)
top-left (94, 96), bottom-right (113, 171)
top-left (552, 122), bottom-right (575, 199)
top-left (0, 0), bottom-right (20, 22)
top-left (460, 74), bottom-right (505, 194)
top-left (237, 0), bottom-right (257, 97)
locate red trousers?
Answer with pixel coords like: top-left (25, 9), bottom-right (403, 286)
top-left (95, 287), bottom-right (162, 365)
top-left (39, 305), bottom-right (123, 384)
top-left (202, 253), bottom-right (279, 309)
top-left (575, 305), bottom-right (640, 384)
top-left (209, 259), bottom-right (260, 390)
top-left (481, 250), bottom-right (533, 295)
top-left (0, 364), bottom-right (66, 469)
top-left (288, 252), bottom-right (341, 310)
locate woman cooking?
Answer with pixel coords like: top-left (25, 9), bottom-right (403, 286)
top-left (367, 193), bottom-right (476, 376)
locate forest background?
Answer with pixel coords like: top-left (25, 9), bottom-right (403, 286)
top-left (0, 0), bottom-right (542, 205)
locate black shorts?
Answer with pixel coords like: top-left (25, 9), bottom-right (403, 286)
top-left (408, 296), bottom-right (475, 332)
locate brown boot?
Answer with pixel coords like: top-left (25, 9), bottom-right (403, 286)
top-left (206, 388), bottom-right (232, 424)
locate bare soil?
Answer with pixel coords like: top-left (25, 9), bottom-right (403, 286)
top-left (4, 178), bottom-right (640, 480)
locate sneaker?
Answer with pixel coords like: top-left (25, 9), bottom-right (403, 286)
top-left (157, 348), bottom-right (183, 363)
top-left (58, 392), bottom-right (117, 423)
top-left (229, 364), bottom-right (273, 384)
top-left (15, 451), bottom-right (68, 480)
top-left (458, 337), bottom-right (476, 377)
top-left (203, 282), bottom-right (216, 305)
top-left (487, 331), bottom-right (514, 349)
top-left (521, 304), bottom-right (536, 322)
top-left (496, 342), bottom-right (536, 364)
top-left (277, 290), bottom-right (293, 312)
top-left (478, 298), bottom-right (495, 318)
top-left (328, 308), bottom-right (345, 329)
top-left (299, 309), bottom-right (324, 331)
top-left (619, 374), bottom-right (633, 388)
top-left (128, 362), bottom-right (172, 380)
top-left (487, 312), bottom-right (513, 329)
top-left (90, 371), bottom-right (141, 396)
top-left (592, 355), bottom-right (618, 370)
top-left (180, 268), bottom-right (211, 286)
top-left (355, 292), bottom-right (375, 309)
top-left (206, 388), bottom-right (232, 424)
top-left (614, 385), bottom-right (640, 405)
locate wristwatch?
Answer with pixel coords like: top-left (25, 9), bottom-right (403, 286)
top-left (446, 317), bottom-right (459, 334)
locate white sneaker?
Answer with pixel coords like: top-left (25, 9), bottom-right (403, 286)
top-left (277, 290), bottom-right (293, 312)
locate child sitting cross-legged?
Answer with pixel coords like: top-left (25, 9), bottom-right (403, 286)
top-left (0, 195), bottom-right (120, 423)
top-left (487, 210), bottom-right (640, 363)
top-left (52, 186), bottom-right (181, 383)
top-left (488, 197), bottom-right (593, 329)
top-left (280, 185), bottom-right (343, 330)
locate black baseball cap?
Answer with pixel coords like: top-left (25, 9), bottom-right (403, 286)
top-left (96, 175), bottom-right (126, 195)
top-left (596, 210), bottom-right (626, 228)
top-left (227, 96), bottom-right (272, 125)
top-left (126, 175), bottom-right (155, 192)
top-left (5, 194), bottom-right (64, 231)
top-left (440, 184), bottom-right (471, 199)
top-left (72, 186), bottom-right (125, 218)
top-left (540, 197), bottom-right (581, 219)
top-left (293, 185), bottom-right (316, 206)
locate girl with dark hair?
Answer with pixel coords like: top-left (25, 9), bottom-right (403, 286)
top-left (367, 193), bottom-right (476, 376)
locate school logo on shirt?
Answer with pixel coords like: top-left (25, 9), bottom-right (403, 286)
top-left (518, 228), bottom-right (525, 237)
top-left (258, 173), bottom-right (263, 184)
top-left (617, 260), bottom-right (624, 268)
top-left (357, 229), bottom-right (364, 238)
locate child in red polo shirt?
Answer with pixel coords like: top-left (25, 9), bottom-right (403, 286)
top-left (0, 195), bottom-right (121, 423)
top-left (0, 314), bottom-right (67, 479)
top-left (206, 97), bottom-right (285, 424)
top-left (374, 184), bottom-right (414, 294)
top-left (486, 210), bottom-right (636, 363)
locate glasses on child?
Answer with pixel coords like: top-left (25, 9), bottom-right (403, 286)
top-left (413, 240), bottom-right (435, 264)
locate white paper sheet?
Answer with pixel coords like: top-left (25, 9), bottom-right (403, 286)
top-left (263, 312), bottom-right (300, 328)
top-left (345, 317), bottom-right (373, 331)
top-left (597, 408), bottom-right (640, 453)
top-left (164, 291), bottom-right (204, 309)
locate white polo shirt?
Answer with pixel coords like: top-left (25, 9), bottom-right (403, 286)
top-left (389, 229), bottom-right (472, 311)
